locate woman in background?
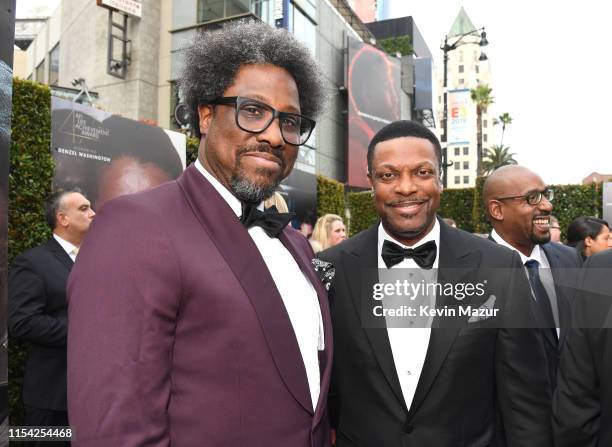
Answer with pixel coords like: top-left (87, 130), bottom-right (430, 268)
top-left (567, 216), bottom-right (611, 259)
top-left (311, 214), bottom-right (347, 253)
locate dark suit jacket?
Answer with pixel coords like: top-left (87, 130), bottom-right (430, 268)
top-left (8, 237), bottom-right (72, 411)
top-left (319, 220), bottom-right (553, 447)
top-left (487, 238), bottom-right (583, 388)
top-left (553, 250), bottom-right (612, 447)
top-left (67, 164), bottom-right (333, 447)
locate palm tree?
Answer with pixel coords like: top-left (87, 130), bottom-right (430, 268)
top-left (482, 144), bottom-right (517, 174)
top-left (470, 84), bottom-right (494, 176)
top-left (493, 112), bottom-right (513, 146)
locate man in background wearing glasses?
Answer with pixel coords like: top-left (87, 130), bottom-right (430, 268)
top-left (67, 21), bottom-right (332, 446)
top-left (483, 165), bottom-right (583, 391)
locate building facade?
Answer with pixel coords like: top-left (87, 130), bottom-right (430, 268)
top-left (14, 0), bottom-right (433, 188)
top-left (435, 7), bottom-right (494, 188)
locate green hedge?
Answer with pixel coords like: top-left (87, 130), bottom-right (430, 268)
top-left (552, 183), bottom-right (602, 242)
top-left (316, 175), bottom-right (345, 218)
top-left (8, 79), bottom-right (54, 424)
top-left (347, 191), bottom-right (378, 236)
top-left (471, 176), bottom-right (491, 234)
top-left (438, 188), bottom-right (474, 232)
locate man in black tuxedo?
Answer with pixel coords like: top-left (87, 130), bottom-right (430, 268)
top-left (9, 188), bottom-right (94, 444)
top-left (319, 121), bottom-right (553, 446)
top-left (483, 166), bottom-right (583, 388)
top-left (553, 250), bottom-right (612, 446)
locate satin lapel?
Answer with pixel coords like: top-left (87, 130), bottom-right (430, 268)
top-left (343, 225), bottom-right (409, 413)
top-left (46, 238), bottom-right (73, 271)
top-left (177, 165), bottom-right (313, 414)
top-left (408, 220), bottom-right (480, 417)
top-left (278, 229), bottom-right (333, 424)
top-left (541, 244), bottom-right (571, 348)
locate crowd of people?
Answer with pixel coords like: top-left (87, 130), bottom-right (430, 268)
top-left (6, 19), bottom-right (612, 447)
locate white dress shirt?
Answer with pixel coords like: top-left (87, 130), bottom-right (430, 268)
top-left (491, 229), bottom-right (560, 332)
top-left (194, 159), bottom-right (324, 410)
top-left (53, 233), bottom-right (79, 262)
top-left (377, 219), bottom-right (440, 410)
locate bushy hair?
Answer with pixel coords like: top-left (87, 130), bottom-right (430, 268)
top-left (367, 120), bottom-right (442, 174)
top-left (179, 20), bottom-right (328, 139)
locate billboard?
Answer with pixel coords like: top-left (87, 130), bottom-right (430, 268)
top-left (347, 37), bottom-right (401, 188)
top-left (448, 89), bottom-right (473, 145)
top-left (0, 0), bottom-right (16, 432)
top-left (51, 98), bottom-right (186, 211)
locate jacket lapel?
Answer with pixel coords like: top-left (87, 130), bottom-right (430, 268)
top-left (46, 238), bottom-right (74, 271)
top-left (408, 220), bottom-right (480, 417)
top-left (177, 165), bottom-right (313, 414)
top-left (541, 244), bottom-right (571, 349)
top-left (343, 224), bottom-right (410, 413)
top-left (278, 229), bottom-right (333, 424)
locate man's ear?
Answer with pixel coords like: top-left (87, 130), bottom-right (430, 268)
top-left (367, 171), bottom-right (374, 190)
top-left (56, 211), bottom-right (68, 229)
top-left (197, 105), bottom-right (214, 136)
top-left (488, 200), bottom-right (503, 222)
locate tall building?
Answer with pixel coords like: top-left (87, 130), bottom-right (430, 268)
top-left (435, 7), bottom-right (494, 188)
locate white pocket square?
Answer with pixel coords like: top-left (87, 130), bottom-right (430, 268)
top-left (467, 294), bottom-right (497, 323)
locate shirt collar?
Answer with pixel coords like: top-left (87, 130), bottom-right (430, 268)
top-left (53, 233), bottom-right (77, 257)
top-left (490, 228), bottom-right (547, 266)
top-left (194, 158), bottom-right (263, 218)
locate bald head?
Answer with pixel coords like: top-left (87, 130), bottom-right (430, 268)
top-left (483, 165), bottom-right (537, 206)
top-left (483, 165), bottom-right (553, 256)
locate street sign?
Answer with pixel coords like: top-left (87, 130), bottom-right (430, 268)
top-left (96, 0), bottom-right (142, 18)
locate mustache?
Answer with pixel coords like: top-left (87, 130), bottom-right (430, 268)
top-left (237, 144), bottom-right (284, 167)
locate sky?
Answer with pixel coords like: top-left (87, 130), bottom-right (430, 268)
top-left (385, 0), bottom-right (612, 185)
top-left (15, 0), bottom-right (612, 184)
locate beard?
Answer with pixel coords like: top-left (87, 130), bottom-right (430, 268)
top-left (531, 230), bottom-right (551, 245)
top-left (230, 144), bottom-right (285, 204)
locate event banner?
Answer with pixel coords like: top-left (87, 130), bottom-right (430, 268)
top-left (346, 37), bottom-right (401, 188)
top-left (51, 97), bottom-right (186, 212)
top-left (447, 89), bottom-right (473, 145)
top-left (1, 0), bottom-right (16, 434)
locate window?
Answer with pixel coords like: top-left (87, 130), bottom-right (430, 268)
top-left (458, 65), bottom-right (464, 73)
top-left (197, 0), bottom-right (250, 23)
top-left (35, 60), bottom-right (45, 83)
top-left (475, 65), bottom-right (480, 74)
top-left (291, 2), bottom-right (316, 55)
top-left (454, 162), bottom-right (460, 170)
top-left (458, 78), bottom-right (464, 85)
top-left (483, 119), bottom-right (487, 128)
top-left (454, 147), bottom-right (460, 156)
top-left (463, 161), bottom-right (469, 170)
top-left (463, 147), bottom-right (469, 155)
top-left (48, 44), bottom-right (60, 86)
top-left (483, 134), bottom-right (488, 142)
top-left (455, 176), bottom-right (460, 184)
top-left (169, 81), bottom-right (180, 130)
top-left (463, 176), bottom-right (469, 184)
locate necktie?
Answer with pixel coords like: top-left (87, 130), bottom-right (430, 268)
top-left (240, 203), bottom-right (295, 238)
top-left (381, 239), bottom-right (437, 269)
top-left (524, 259), bottom-right (558, 344)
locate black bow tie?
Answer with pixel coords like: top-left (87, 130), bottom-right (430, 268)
top-left (381, 239), bottom-right (437, 269)
top-left (240, 203), bottom-right (295, 238)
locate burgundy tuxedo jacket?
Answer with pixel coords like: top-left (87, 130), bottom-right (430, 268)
top-left (67, 165), bottom-right (333, 447)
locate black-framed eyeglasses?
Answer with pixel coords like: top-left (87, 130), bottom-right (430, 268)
top-left (495, 188), bottom-right (554, 205)
top-left (208, 96), bottom-right (316, 146)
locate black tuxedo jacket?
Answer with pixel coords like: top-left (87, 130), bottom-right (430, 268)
top-left (488, 237), bottom-right (583, 387)
top-left (553, 250), bottom-right (612, 447)
top-left (319, 220), bottom-right (553, 447)
top-left (8, 238), bottom-right (72, 411)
